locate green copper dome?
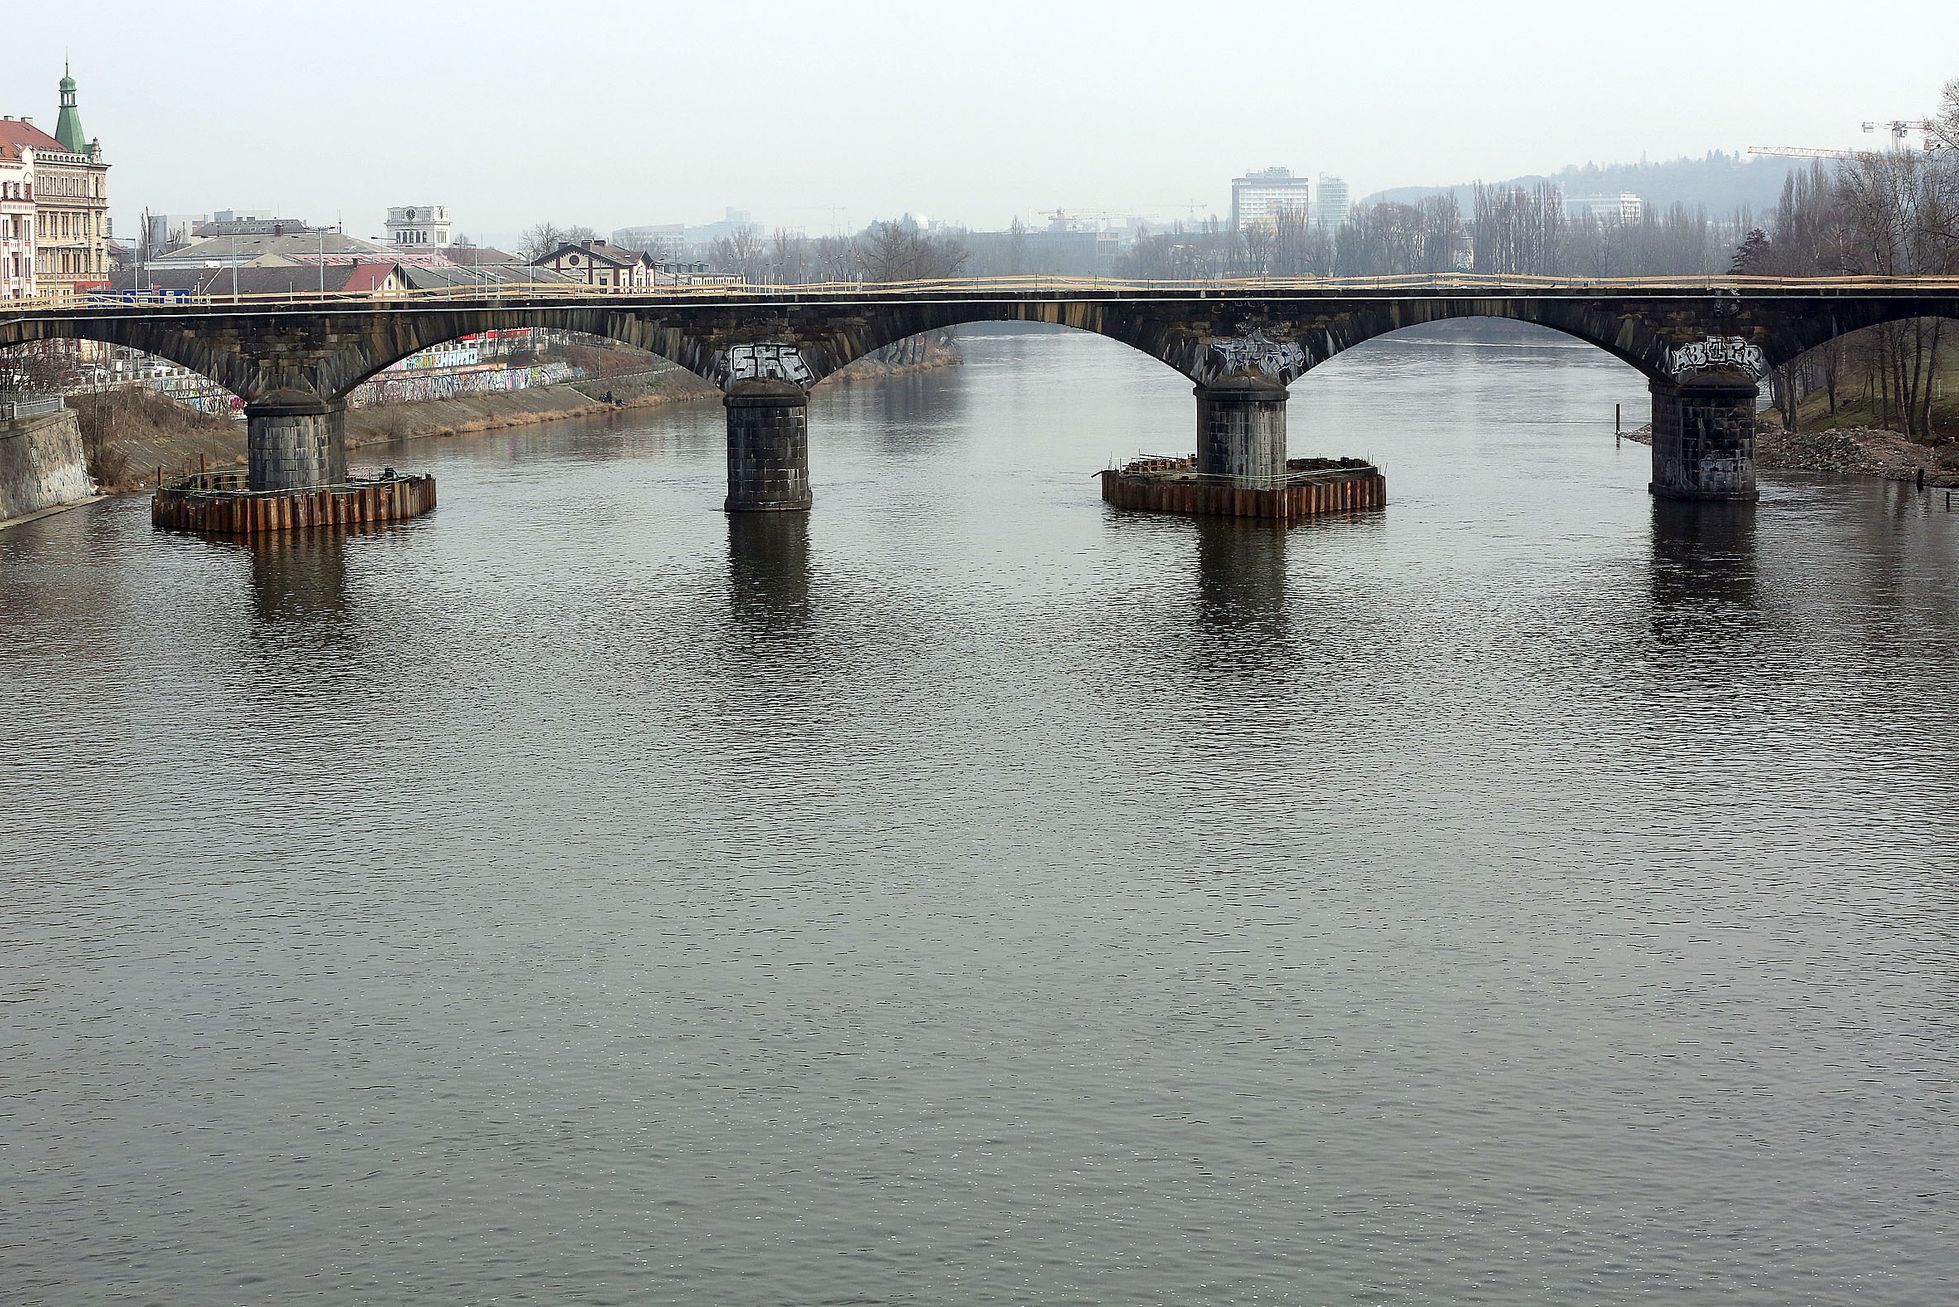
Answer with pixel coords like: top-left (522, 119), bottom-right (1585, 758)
top-left (55, 64), bottom-right (87, 154)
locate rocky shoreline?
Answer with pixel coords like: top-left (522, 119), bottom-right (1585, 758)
top-left (1621, 420), bottom-right (1959, 487)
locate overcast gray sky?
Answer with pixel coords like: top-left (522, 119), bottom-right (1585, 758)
top-left (5, 0), bottom-right (1954, 246)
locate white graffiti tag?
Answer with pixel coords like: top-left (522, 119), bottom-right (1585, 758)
top-left (1667, 336), bottom-right (1768, 381)
top-left (1207, 330), bottom-right (1306, 381)
top-left (722, 342), bottom-right (816, 388)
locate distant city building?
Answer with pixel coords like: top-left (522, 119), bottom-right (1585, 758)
top-left (386, 204), bottom-right (452, 249)
top-left (531, 238), bottom-right (656, 288)
top-left (196, 213), bottom-right (325, 237)
top-left (1313, 174), bottom-right (1351, 229)
top-left (0, 141), bottom-right (36, 300)
top-left (653, 260), bottom-right (737, 286)
top-left (1565, 193), bottom-right (1644, 224)
top-left (613, 224), bottom-right (689, 261)
top-left (1230, 167), bottom-right (1312, 230)
top-left (0, 65), bottom-right (111, 299)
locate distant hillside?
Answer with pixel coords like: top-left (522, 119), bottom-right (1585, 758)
top-left (1364, 151), bottom-right (1802, 218)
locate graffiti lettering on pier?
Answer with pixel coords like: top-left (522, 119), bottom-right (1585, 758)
top-left (722, 343), bottom-right (816, 388)
top-left (1667, 336), bottom-right (1768, 380)
top-left (1206, 330), bottom-right (1306, 382)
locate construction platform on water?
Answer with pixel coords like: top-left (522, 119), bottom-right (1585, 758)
top-left (152, 468), bottom-right (437, 535)
top-left (1099, 456), bottom-right (1386, 523)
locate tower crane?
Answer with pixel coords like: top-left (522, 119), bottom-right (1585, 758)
top-left (1863, 119), bottom-right (1945, 150)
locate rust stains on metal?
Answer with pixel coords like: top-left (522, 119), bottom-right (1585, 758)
top-left (151, 471), bottom-right (437, 535)
top-left (1098, 456), bottom-right (1385, 523)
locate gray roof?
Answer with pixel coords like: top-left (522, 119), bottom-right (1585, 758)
top-left (149, 231), bottom-right (396, 264)
top-left (397, 262), bottom-right (581, 291)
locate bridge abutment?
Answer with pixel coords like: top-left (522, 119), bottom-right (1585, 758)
top-left (1648, 375), bottom-right (1759, 502)
top-left (247, 398), bottom-right (348, 492)
top-left (725, 381), bottom-right (812, 513)
top-left (1195, 381), bottom-right (1288, 485)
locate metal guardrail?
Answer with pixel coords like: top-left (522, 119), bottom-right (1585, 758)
top-left (0, 395), bottom-right (64, 422)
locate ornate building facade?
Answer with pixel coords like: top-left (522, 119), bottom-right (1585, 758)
top-left (0, 67), bottom-right (109, 300)
top-left (0, 141), bottom-right (35, 301)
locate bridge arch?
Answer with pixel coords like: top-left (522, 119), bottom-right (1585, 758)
top-left (1293, 298), bottom-right (1677, 381)
top-left (0, 314), bottom-right (262, 399)
top-left (1759, 297), bottom-right (1959, 371)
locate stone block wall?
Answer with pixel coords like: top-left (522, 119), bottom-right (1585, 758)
top-left (725, 385), bottom-right (812, 512)
top-left (247, 403), bottom-right (349, 492)
top-left (1195, 384), bottom-right (1288, 484)
top-left (1649, 377), bottom-right (1759, 501)
top-left (0, 409), bottom-right (94, 524)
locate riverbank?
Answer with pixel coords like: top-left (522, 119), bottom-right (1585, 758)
top-left (825, 335), bottom-right (962, 384)
top-left (1622, 419), bottom-right (1959, 487)
top-left (74, 367), bottom-right (718, 494)
top-left (73, 338), bottom-right (962, 495)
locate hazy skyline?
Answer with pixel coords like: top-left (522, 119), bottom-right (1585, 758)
top-left (5, 0), bottom-right (1955, 245)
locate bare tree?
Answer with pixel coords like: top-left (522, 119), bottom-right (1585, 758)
top-left (709, 226), bottom-right (768, 283)
top-left (518, 222), bottom-right (566, 261)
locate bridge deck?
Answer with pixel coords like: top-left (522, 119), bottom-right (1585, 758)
top-left (11, 274), bottom-right (1959, 325)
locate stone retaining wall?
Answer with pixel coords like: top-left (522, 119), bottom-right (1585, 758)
top-left (0, 409), bottom-right (94, 524)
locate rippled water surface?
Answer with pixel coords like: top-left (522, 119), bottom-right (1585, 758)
top-left (4, 325), bottom-right (1958, 1305)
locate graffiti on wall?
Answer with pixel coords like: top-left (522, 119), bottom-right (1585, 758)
top-left (722, 342), bottom-right (816, 389)
top-left (1206, 329), bottom-right (1306, 381)
top-left (1667, 336), bottom-right (1768, 380)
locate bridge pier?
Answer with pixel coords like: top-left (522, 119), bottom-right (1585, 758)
top-left (1195, 381), bottom-right (1288, 484)
top-left (725, 381), bottom-right (812, 513)
top-left (246, 398), bottom-right (348, 492)
top-left (1648, 375), bottom-right (1759, 502)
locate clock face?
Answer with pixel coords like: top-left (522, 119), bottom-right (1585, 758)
top-left (405, 208), bottom-right (417, 220)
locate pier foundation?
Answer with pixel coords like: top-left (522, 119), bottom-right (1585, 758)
top-left (1195, 381), bottom-right (1289, 485)
top-left (725, 380), bottom-right (812, 512)
top-left (1649, 374), bottom-right (1759, 501)
top-left (247, 398), bottom-right (348, 492)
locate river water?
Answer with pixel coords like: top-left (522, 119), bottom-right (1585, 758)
top-left (4, 324), bottom-right (1957, 1306)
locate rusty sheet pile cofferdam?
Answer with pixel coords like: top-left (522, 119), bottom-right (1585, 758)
top-left (152, 471), bottom-right (437, 534)
top-left (1099, 457), bottom-right (1386, 522)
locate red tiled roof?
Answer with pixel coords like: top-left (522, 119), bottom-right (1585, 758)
top-left (0, 118), bottom-right (67, 152)
top-left (340, 262), bottom-right (399, 293)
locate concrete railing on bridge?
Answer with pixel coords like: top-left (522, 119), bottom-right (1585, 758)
top-left (0, 395), bottom-right (64, 423)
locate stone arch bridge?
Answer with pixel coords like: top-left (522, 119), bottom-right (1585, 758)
top-left (6, 280), bottom-right (1956, 508)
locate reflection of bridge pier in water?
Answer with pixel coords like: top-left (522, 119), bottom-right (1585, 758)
top-left (1648, 497), bottom-right (1759, 613)
top-left (244, 528), bottom-right (361, 622)
top-left (726, 511), bottom-right (811, 629)
top-left (1192, 516), bottom-right (1290, 635)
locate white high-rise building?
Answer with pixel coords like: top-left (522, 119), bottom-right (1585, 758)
top-left (1565, 193), bottom-right (1644, 224)
top-left (1313, 175), bottom-right (1351, 229)
top-left (385, 204), bottom-right (452, 248)
top-left (1230, 167), bottom-right (1312, 229)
